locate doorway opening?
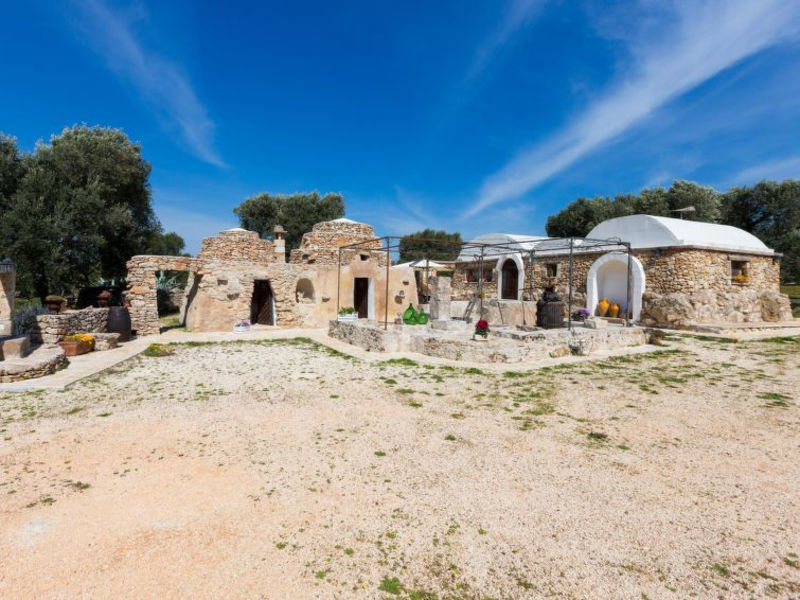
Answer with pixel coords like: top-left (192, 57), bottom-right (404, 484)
top-left (157, 270), bottom-right (189, 331)
top-left (250, 279), bottom-right (275, 325)
top-left (354, 277), bottom-right (370, 318)
top-left (501, 259), bottom-right (519, 300)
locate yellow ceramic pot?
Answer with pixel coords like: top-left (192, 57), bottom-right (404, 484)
top-left (608, 303), bottom-right (620, 318)
top-left (596, 298), bottom-right (610, 317)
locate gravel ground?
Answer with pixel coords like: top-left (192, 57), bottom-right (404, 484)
top-left (0, 335), bottom-right (799, 599)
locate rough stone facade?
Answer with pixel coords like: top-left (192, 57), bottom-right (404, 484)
top-left (0, 265), bottom-right (15, 336)
top-left (29, 307), bottom-right (112, 344)
top-left (128, 220), bottom-right (416, 335)
top-left (452, 246), bottom-right (789, 327)
top-left (290, 219), bottom-right (385, 267)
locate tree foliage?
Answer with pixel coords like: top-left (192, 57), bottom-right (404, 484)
top-left (398, 229), bottom-right (463, 263)
top-left (546, 179), bottom-right (800, 282)
top-left (233, 191), bottom-right (345, 251)
top-left (545, 181), bottom-right (720, 237)
top-left (0, 126), bottom-right (182, 299)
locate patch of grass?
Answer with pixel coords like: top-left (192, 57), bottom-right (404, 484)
top-left (408, 401), bottom-right (423, 408)
top-left (396, 388), bottom-right (414, 395)
top-left (343, 547), bottom-right (354, 556)
top-left (759, 392), bottom-right (791, 407)
top-left (142, 343), bottom-right (174, 357)
top-left (374, 450), bottom-right (386, 457)
top-left (97, 412), bottom-right (112, 417)
top-left (616, 444), bottom-right (630, 451)
top-left (450, 412), bottom-right (466, 419)
top-left (275, 542), bottom-right (287, 549)
top-left (64, 480), bottom-right (90, 491)
top-left (383, 378), bottom-right (398, 385)
top-left (314, 570), bottom-right (327, 579)
top-left (65, 407), bottom-right (84, 415)
top-left (444, 434), bottom-right (456, 441)
top-left (382, 358), bottom-right (418, 367)
top-left (503, 371), bottom-right (529, 378)
top-left (587, 431), bottom-right (608, 442)
top-left (463, 367), bottom-right (486, 375)
top-left (712, 563), bottom-right (730, 577)
top-left (379, 577), bottom-right (403, 594)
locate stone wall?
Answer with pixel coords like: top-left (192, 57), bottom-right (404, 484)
top-left (641, 289), bottom-right (793, 328)
top-left (198, 229), bottom-right (278, 263)
top-left (452, 247), bottom-right (785, 325)
top-left (29, 307), bottom-right (111, 344)
top-left (0, 268), bottom-right (14, 336)
top-left (0, 345), bottom-right (68, 383)
top-left (290, 219), bottom-right (385, 267)
top-left (126, 255), bottom-right (198, 336)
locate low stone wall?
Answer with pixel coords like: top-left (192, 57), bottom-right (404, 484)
top-left (329, 319), bottom-right (647, 363)
top-left (30, 307), bottom-right (111, 344)
top-left (449, 299), bottom-right (537, 326)
top-left (641, 289), bottom-right (793, 329)
top-left (0, 345), bottom-right (68, 383)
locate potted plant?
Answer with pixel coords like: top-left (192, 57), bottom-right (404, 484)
top-left (338, 307), bottom-right (358, 322)
top-left (59, 333), bottom-right (95, 356)
top-left (474, 319), bottom-right (490, 340)
top-left (573, 307), bottom-right (590, 321)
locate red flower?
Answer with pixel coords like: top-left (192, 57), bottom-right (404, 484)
top-left (475, 319), bottom-right (489, 330)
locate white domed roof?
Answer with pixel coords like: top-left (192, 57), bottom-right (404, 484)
top-left (586, 215), bottom-right (774, 255)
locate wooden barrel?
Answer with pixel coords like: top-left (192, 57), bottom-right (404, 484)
top-left (107, 306), bottom-right (132, 341)
top-left (539, 301), bottom-right (565, 329)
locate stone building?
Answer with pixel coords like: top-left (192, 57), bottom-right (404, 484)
top-left (126, 218), bottom-right (417, 335)
top-left (453, 215), bottom-right (793, 328)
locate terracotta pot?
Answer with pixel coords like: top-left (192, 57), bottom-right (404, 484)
top-left (58, 340), bottom-right (93, 357)
top-left (607, 303), bottom-right (620, 318)
top-left (596, 298), bottom-right (610, 317)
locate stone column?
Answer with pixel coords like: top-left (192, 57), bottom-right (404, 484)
top-left (0, 259), bottom-right (15, 336)
top-left (429, 276), bottom-right (452, 321)
top-left (273, 225), bottom-right (286, 263)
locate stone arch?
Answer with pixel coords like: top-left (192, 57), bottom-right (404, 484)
top-left (295, 278), bottom-right (315, 303)
top-left (586, 252), bottom-right (646, 321)
top-left (496, 254), bottom-right (525, 300)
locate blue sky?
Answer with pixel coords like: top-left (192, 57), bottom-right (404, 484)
top-left (3, 0), bottom-right (800, 253)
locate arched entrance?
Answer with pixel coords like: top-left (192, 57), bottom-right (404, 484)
top-left (499, 255), bottom-right (523, 300)
top-left (586, 253), bottom-right (645, 321)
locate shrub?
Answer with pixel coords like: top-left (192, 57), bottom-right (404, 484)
top-left (143, 343), bottom-right (174, 357)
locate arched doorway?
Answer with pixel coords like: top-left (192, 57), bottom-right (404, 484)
top-left (501, 258), bottom-right (520, 300)
top-left (586, 253), bottom-right (646, 321)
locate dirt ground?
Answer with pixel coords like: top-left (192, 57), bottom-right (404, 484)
top-left (1, 334), bottom-right (799, 599)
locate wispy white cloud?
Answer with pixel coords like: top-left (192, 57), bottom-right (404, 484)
top-left (466, 0), bottom-right (546, 82)
top-left (732, 156), bottom-right (800, 184)
top-left (69, 0), bottom-right (225, 166)
top-left (467, 0), bottom-right (800, 217)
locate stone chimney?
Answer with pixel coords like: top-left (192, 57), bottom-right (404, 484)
top-left (273, 225), bottom-right (286, 263)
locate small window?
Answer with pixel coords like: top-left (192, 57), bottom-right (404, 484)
top-left (360, 253), bottom-right (369, 261)
top-left (545, 263), bottom-right (558, 278)
top-left (731, 260), bottom-right (749, 284)
top-left (466, 269), bottom-right (492, 283)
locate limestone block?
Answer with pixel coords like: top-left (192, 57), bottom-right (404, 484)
top-left (549, 345), bottom-right (571, 358)
top-left (583, 317), bottom-right (607, 329)
top-left (0, 335), bottom-right (30, 359)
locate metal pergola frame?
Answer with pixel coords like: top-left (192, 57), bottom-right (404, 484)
top-left (336, 235), bottom-right (633, 331)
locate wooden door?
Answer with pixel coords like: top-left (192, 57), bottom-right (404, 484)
top-left (354, 278), bottom-right (369, 318)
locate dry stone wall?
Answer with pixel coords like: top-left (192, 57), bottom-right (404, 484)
top-left (29, 307), bottom-right (112, 344)
top-left (126, 255), bottom-right (197, 336)
top-left (290, 220), bottom-right (385, 267)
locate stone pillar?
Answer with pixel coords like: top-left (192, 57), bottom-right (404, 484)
top-left (273, 225), bottom-right (286, 263)
top-left (0, 259), bottom-right (15, 336)
top-left (429, 276), bottom-right (452, 321)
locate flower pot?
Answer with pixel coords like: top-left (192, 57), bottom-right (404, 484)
top-left (338, 314), bottom-right (358, 322)
top-left (58, 340), bottom-right (93, 357)
top-left (608, 303), bottom-right (620, 318)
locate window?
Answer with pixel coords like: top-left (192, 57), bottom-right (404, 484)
top-left (545, 263), bottom-right (558, 278)
top-left (466, 269), bottom-right (492, 283)
top-left (731, 260), bottom-right (749, 284)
